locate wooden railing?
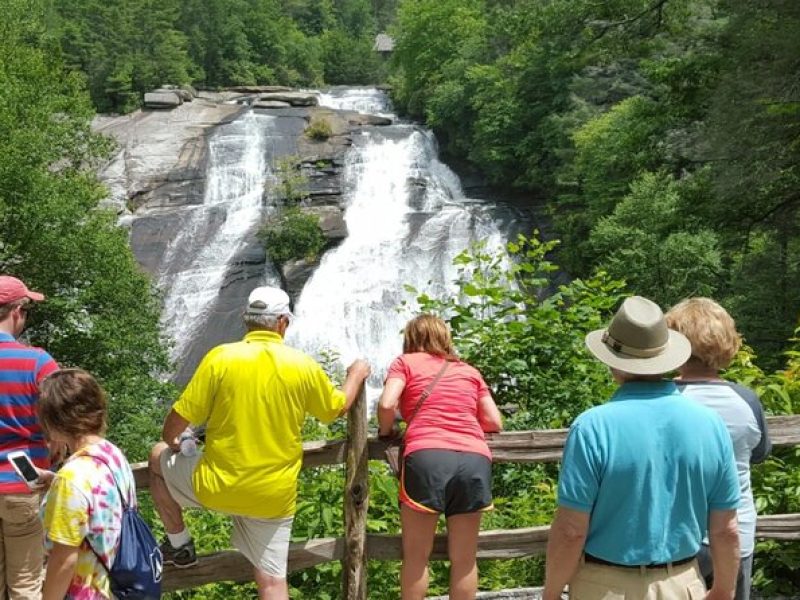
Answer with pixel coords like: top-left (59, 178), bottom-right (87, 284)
top-left (132, 392), bottom-right (800, 597)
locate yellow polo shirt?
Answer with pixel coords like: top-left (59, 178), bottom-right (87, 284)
top-left (172, 330), bottom-right (345, 519)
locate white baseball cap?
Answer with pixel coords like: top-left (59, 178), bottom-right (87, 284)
top-left (245, 286), bottom-right (294, 318)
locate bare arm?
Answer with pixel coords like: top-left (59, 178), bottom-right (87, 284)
top-left (543, 506), bottom-right (590, 600)
top-left (706, 509), bottom-right (739, 600)
top-left (477, 393), bottom-right (503, 432)
top-left (42, 542), bottom-right (79, 600)
top-left (378, 378), bottom-right (405, 436)
top-left (162, 408), bottom-right (190, 453)
top-left (339, 359), bottom-right (372, 415)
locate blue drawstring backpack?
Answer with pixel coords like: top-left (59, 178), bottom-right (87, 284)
top-left (87, 454), bottom-right (163, 600)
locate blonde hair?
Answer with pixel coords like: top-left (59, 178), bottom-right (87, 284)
top-left (666, 298), bottom-right (741, 371)
top-left (403, 314), bottom-right (456, 358)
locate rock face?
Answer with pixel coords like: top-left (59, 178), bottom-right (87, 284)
top-left (94, 94), bottom-right (243, 214)
top-left (95, 90), bottom-right (389, 384)
top-left (281, 258), bottom-right (318, 300)
top-left (253, 100), bottom-right (291, 109)
top-left (228, 85), bottom-right (293, 94)
top-left (258, 91), bottom-right (319, 106)
top-left (143, 91), bottom-right (183, 108)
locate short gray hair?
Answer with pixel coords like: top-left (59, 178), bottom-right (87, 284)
top-left (243, 312), bottom-right (281, 331)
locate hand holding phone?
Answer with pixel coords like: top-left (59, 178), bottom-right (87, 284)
top-left (7, 451), bottom-right (45, 490)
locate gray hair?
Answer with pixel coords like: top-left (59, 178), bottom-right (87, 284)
top-left (243, 312), bottom-right (281, 331)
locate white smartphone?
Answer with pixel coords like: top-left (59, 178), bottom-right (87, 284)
top-left (7, 451), bottom-right (40, 488)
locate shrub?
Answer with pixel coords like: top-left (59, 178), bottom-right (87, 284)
top-left (274, 155), bottom-right (309, 205)
top-left (259, 207), bottom-right (325, 267)
top-left (408, 232), bottom-right (626, 429)
top-left (305, 117), bottom-right (333, 141)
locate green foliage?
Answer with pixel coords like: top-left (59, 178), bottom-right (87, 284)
top-left (260, 155), bottom-right (325, 268)
top-left (589, 171), bottom-right (722, 306)
top-left (305, 117), bottom-right (334, 141)
top-left (390, 0), bottom-right (800, 367)
top-left (409, 233), bottom-right (624, 428)
top-left (724, 340), bottom-right (800, 593)
top-left (0, 0), bottom-right (172, 461)
top-left (259, 207), bottom-right (326, 268)
top-left (52, 0), bottom-right (196, 113)
top-left (47, 0), bottom-right (395, 113)
top-left (320, 29), bottom-right (383, 85)
top-left (274, 156), bottom-right (310, 205)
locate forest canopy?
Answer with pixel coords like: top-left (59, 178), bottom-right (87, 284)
top-left (390, 0), bottom-right (800, 367)
top-left (47, 0), bottom-right (396, 113)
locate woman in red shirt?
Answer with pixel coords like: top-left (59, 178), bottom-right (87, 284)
top-left (378, 314), bottom-right (503, 600)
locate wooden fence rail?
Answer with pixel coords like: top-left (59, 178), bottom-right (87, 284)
top-left (135, 397), bottom-right (800, 596)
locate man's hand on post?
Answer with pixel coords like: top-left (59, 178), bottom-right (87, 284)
top-left (346, 359), bottom-right (371, 382)
top-left (340, 359), bottom-right (372, 415)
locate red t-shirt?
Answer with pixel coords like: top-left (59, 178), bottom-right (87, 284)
top-left (0, 333), bottom-right (59, 493)
top-left (386, 353), bottom-right (492, 460)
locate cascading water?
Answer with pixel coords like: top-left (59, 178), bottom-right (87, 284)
top-left (316, 87), bottom-right (393, 117)
top-left (158, 112), bottom-right (278, 363)
top-left (287, 89), bottom-right (511, 403)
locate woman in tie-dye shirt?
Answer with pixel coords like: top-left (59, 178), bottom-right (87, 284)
top-left (36, 369), bottom-right (137, 600)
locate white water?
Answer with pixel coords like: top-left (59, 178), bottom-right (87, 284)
top-left (287, 89), bottom-right (508, 404)
top-left (316, 88), bottom-right (393, 117)
top-left (159, 112), bottom-right (275, 362)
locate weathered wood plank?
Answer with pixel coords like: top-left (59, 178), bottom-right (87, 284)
top-left (162, 537), bottom-right (344, 592)
top-left (367, 526), bottom-right (551, 561)
top-left (161, 513), bottom-right (800, 591)
top-left (131, 439), bottom-right (347, 491)
top-left (133, 415), bottom-right (800, 489)
top-left (342, 387), bottom-right (369, 600)
top-left (755, 513), bottom-right (800, 541)
top-left (763, 415), bottom-right (800, 447)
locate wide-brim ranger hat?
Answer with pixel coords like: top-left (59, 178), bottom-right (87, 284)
top-left (245, 286), bottom-right (294, 319)
top-left (585, 296), bottom-right (691, 375)
top-left (0, 276), bottom-right (45, 304)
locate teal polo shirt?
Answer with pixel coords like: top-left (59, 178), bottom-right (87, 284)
top-left (558, 381), bottom-right (739, 565)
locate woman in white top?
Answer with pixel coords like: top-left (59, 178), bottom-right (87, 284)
top-left (667, 298), bottom-right (771, 600)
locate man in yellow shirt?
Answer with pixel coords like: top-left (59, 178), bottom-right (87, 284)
top-left (148, 286), bottom-right (371, 600)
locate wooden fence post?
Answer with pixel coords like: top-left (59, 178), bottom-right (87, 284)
top-left (342, 385), bottom-right (368, 600)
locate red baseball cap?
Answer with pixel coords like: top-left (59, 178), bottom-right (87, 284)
top-left (0, 276), bottom-right (45, 304)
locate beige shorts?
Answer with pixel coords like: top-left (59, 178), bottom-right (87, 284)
top-left (159, 450), bottom-right (294, 578)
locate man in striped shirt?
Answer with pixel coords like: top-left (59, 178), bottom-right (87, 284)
top-left (0, 275), bottom-right (58, 598)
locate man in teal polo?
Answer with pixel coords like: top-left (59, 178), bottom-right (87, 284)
top-left (543, 296), bottom-right (741, 600)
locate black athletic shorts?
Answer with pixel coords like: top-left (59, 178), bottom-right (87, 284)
top-left (399, 449), bottom-right (493, 516)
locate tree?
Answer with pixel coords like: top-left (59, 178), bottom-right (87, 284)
top-left (51, 0), bottom-right (195, 113)
top-left (0, 0), bottom-right (172, 460)
top-left (589, 171), bottom-right (722, 305)
top-left (410, 234), bottom-right (625, 429)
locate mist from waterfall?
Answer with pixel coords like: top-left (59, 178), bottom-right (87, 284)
top-left (158, 112), bottom-right (276, 362)
top-left (287, 89), bottom-right (509, 402)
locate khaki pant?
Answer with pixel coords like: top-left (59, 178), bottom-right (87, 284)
top-left (570, 557), bottom-right (706, 599)
top-left (0, 494), bottom-right (43, 599)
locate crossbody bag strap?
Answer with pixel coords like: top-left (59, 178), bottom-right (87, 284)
top-left (80, 453), bottom-right (132, 574)
top-left (406, 359), bottom-right (451, 428)
top-left (85, 453), bottom-right (131, 509)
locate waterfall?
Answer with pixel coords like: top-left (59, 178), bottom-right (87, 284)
top-left (316, 87), bottom-right (393, 117)
top-left (145, 88), bottom-right (522, 395)
top-left (287, 89), bottom-right (509, 404)
top-left (158, 112), bottom-right (277, 363)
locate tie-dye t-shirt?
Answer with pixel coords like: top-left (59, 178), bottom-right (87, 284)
top-left (43, 440), bottom-right (135, 599)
